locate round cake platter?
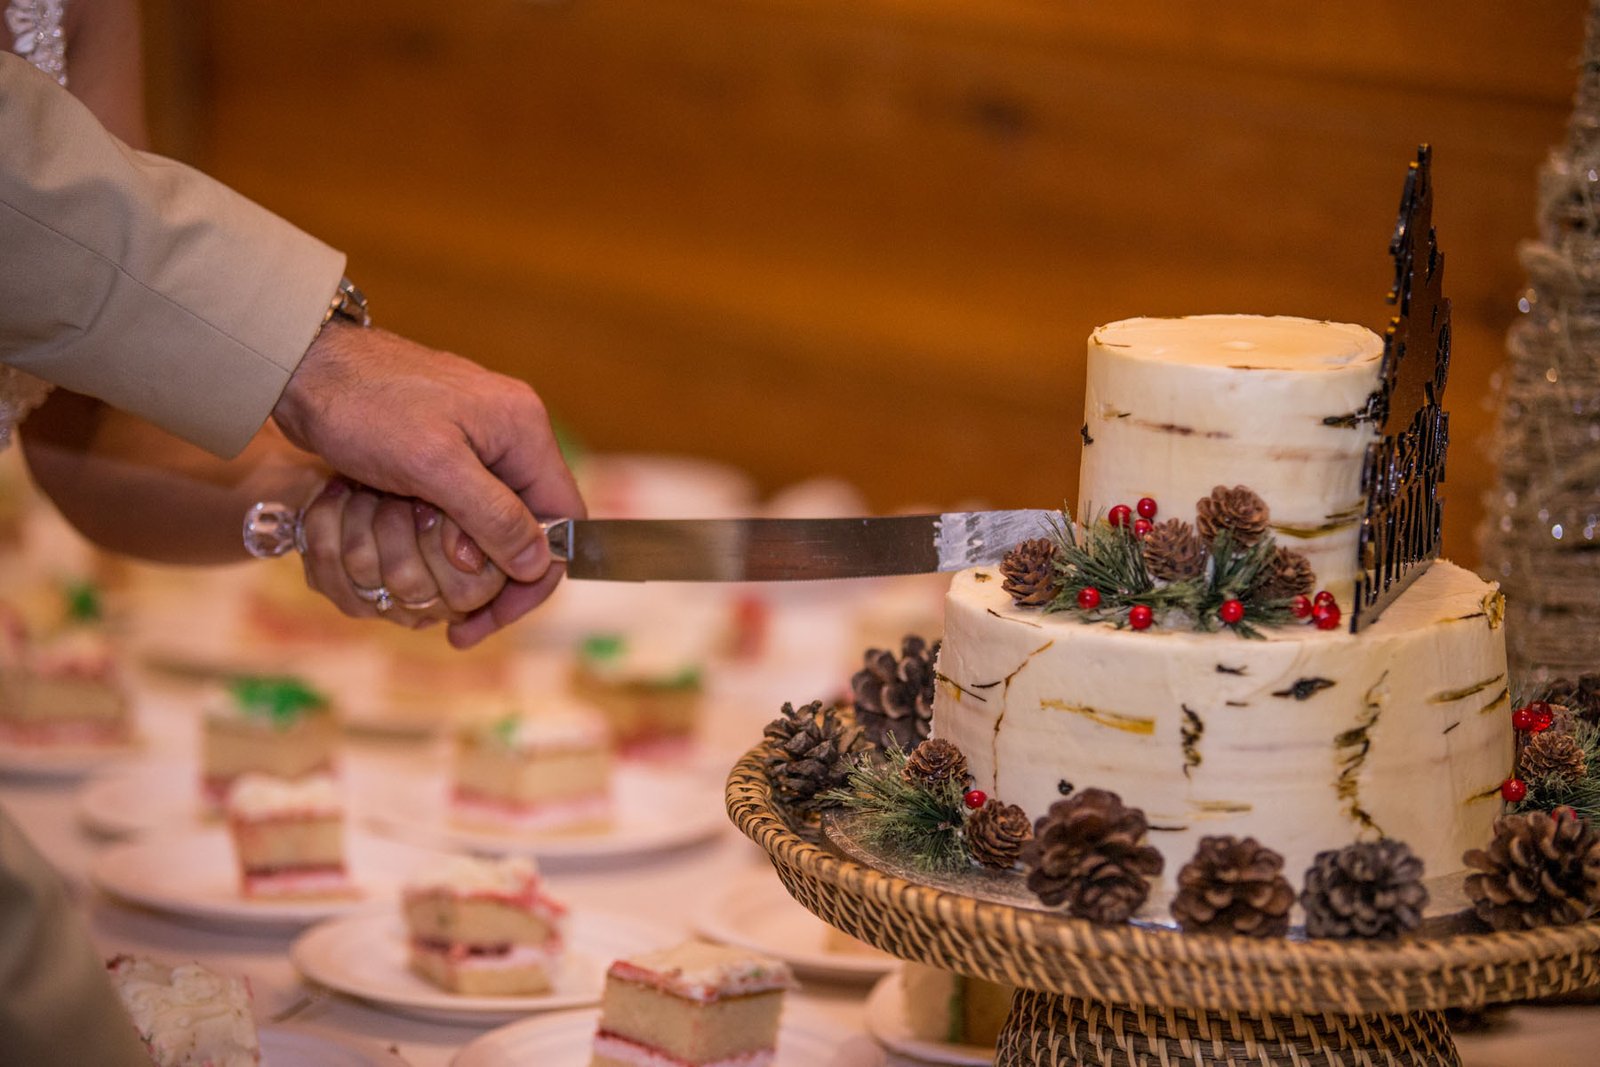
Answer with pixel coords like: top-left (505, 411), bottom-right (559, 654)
top-left (726, 745), bottom-right (1600, 1067)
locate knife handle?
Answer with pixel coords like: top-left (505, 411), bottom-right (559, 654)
top-left (246, 501), bottom-right (576, 565)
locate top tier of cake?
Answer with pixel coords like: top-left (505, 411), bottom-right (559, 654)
top-left (1079, 315), bottom-right (1383, 603)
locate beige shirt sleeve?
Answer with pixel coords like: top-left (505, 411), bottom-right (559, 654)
top-left (0, 54), bottom-right (346, 457)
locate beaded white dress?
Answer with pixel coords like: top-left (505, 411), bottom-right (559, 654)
top-left (1, 0), bottom-right (65, 445)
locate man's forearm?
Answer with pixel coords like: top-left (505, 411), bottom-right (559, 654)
top-left (0, 54), bottom-right (344, 457)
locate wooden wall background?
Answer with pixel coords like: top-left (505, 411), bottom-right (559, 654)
top-left (141, 1), bottom-right (1588, 568)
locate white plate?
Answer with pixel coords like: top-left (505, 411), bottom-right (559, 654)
top-left (291, 910), bottom-right (678, 1024)
top-left (91, 828), bottom-right (433, 932)
top-left (77, 761), bottom-right (204, 837)
top-left (452, 1004), bottom-right (870, 1067)
top-left (260, 1026), bottom-right (408, 1066)
top-left (863, 970), bottom-right (993, 1066)
top-left (362, 764), bottom-right (726, 864)
top-left (0, 735), bottom-right (144, 780)
top-left (694, 866), bottom-right (897, 983)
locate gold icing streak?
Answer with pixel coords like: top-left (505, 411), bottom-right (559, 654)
top-left (1194, 800), bottom-right (1253, 815)
top-left (1478, 688), bottom-right (1510, 716)
top-left (1484, 591), bottom-right (1505, 629)
top-left (1271, 517), bottom-right (1360, 539)
top-left (936, 673), bottom-right (988, 704)
top-left (1334, 673), bottom-right (1386, 836)
top-left (1428, 674), bottom-right (1506, 704)
top-left (1468, 782), bottom-right (1504, 803)
top-left (1040, 699), bottom-right (1155, 736)
top-left (974, 571), bottom-right (992, 582)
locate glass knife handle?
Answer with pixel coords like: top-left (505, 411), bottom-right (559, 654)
top-left (242, 501), bottom-right (305, 559)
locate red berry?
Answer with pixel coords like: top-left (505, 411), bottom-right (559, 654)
top-left (1108, 504), bottom-right (1133, 528)
top-left (1500, 777), bottom-right (1528, 803)
top-left (1132, 518), bottom-right (1153, 539)
top-left (1076, 587), bottom-right (1102, 610)
top-left (1512, 706), bottom-right (1539, 732)
top-left (1553, 805), bottom-right (1578, 822)
top-left (1128, 605), bottom-right (1154, 630)
top-left (1136, 497), bottom-right (1158, 520)
top-left (1218, 599), bottom-right (1245, 624)
top-left (1313, 602), bottom-right (1341, 631)
top-left (963, 789), bottom-right (987, 810)
top-left (1524, 701), bottom-right (1554, 733)
top-left (1290, 595), bottom-right (1313, 619)
top-left (1313, 590), bottom-right (1336, 608)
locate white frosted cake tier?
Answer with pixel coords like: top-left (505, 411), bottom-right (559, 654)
top-left (1079, 315), bottom-right (1383, 603)
top-left (932, 559), bottom-right (1511, 897)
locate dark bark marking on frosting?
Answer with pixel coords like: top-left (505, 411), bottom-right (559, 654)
top-left (989, 607), bottom-right (1042, 628)
top-left (1215, 664), bottom-right (1247, 676)
top-left (1225, 700), bottom-right (1249, 707)
top-left (1180, 705), bottom-right (1203, 780)
top-left (1080, 423), bottom-right (1094, 446)
top-left (1131, 418), bottom-right (1233, 439)
top-left (1478, 688), bottom-right (1510, 716)
top-left (1334, 673), bottom-right (1386, 836)
top-left (934, 672), bottom-right (988, 704)
top-left (1272, 677), bottom-right (1336, 700)
top-left (1442, 721), bottom-right (1460, 735)
top-left (1429, 673), bottom-right (1505, 704)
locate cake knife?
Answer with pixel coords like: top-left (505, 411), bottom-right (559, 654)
top-left (243, 504), bottom-right (1058, 582)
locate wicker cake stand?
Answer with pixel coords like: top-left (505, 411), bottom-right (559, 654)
top-left (727, 746), bottom-right (1600, 1066)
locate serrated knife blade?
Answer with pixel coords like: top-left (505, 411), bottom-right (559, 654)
top-left (541, 510), bottom-right (1058, 582)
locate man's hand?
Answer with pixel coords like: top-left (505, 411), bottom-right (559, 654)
top-left (271, 322), bottom-right (585, 646)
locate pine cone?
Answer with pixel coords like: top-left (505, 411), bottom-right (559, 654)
top-left (852, 636), bottom-right (940, 751)
top-left (1251, 546), bottom-right (1316, 602)
top-left (1020, 788), bottom-right (1163, 924)
top-left (1543, 674), bottom-right (1600, 726)
top-left (1000, 539), bottom-right (1060, 607)
top-left (1170, 836), bottom-right (1295, 938)
top-left (967, 798), bottom-right (1032, 869)
top-left (1520, 730), bottom-right (1588, 784)
top-left (1300, 840), bottom-right (1428, 939)
top-left (1141, 519), bottom-right (1206, 582)
top-left (762, 700), bottom-right (865, 816)
top-left (1464, 811), bottom-right (1600, 930)
top-left (1195, 485), bottom-right (1271, 546)
top-left (902, 737), bottom-right (968, 787)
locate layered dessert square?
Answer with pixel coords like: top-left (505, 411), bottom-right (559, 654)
top-left (107, 954), bottom-right (260, 1066)
top-left (452, 703), bottom-right (611, 833)
top-left (590, 941), bottom-right (794, 1067)
top-left (0, 585), bottom-right (130, 747)
top-left (571, 632), bottom-right (705, 757)
top-left (402, 855), bottom-right (566, 995)
top-left (201, 675), bottom-right (337, 808)
top-left (224, 773), bottom-right (352, 899)
top-left (901, 963), bottom-right (1013, 1046)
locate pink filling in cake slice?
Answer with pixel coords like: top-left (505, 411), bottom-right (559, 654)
top-left (402, 855), bottom-right (567, 995)
top-left (224, 774), bottom-right (354, 899)
top-left (590, 941), bottom-right (795, 1067)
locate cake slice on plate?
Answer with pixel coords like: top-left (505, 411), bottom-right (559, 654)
top-left (0, 583), bottom-right (131, 747)
top-left (402, 855), bottom-right (567, 995)
top-left (452, 702), bottom-right (612, 833)
top-left (201, 675), bottom-right (337, 809)
top-left (107, 955), bottom-right (260, 1066)
top-left (590, 941), bottom-right (795, 1067)
top-left (224, 773), bottom-right (353, 899)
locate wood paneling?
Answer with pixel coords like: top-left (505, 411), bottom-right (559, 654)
top-left (145, 0), bottom-right (1588, 565)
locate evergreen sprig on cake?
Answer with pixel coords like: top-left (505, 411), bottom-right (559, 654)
top-left (998, 486), bottom-right (1333, 638)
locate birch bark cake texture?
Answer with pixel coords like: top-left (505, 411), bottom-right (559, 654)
top-left (933, 314), bottom-right (1512, 902)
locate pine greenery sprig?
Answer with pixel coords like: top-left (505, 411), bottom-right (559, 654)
top-left (1043, 508), bottom-right (1300, 639)
top-left (1512, 718), bottom-right (1600, 825)
top-left (821, 738), bottom-right (969, 872)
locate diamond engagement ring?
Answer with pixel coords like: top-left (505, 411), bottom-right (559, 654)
top-left (352, 583), bottom-right (395, 614)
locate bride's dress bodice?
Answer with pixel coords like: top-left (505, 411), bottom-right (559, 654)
top-left (2, 0), bottom-right (64, 445)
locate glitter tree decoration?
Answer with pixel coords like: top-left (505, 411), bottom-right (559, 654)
top-left (1482, 5), bottom-right (1600, 680)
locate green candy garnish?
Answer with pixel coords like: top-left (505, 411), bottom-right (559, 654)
top-left (228, 675), bottom-right (328, 729)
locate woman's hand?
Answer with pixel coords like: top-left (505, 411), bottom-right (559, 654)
top-left (297, 477), bottom-right (506, 628)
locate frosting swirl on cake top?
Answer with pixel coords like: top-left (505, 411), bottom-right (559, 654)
top-left (107, 955), bottom-right (258, 1067)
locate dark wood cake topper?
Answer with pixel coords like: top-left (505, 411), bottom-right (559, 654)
top-left (1350, 145), bottom-right (1451, 632)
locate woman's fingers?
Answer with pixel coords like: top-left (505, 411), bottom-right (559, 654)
top-left (417, 507), bottom-right (506, 615)
top-left (300, 477), bottom-right (370, 617)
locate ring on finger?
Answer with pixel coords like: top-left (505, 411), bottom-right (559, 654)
top-left (374, 589), bottom-right (395, 614)
top-left (352, 583), bottom-right (395, 614)
top-left (398, 595), bottom-right (441, 611)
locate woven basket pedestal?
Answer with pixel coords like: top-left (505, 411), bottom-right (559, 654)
top-left (995, 991), bottom-right (1457, 1066)
top-left (727, 745), bottom-right (1600, 1067)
